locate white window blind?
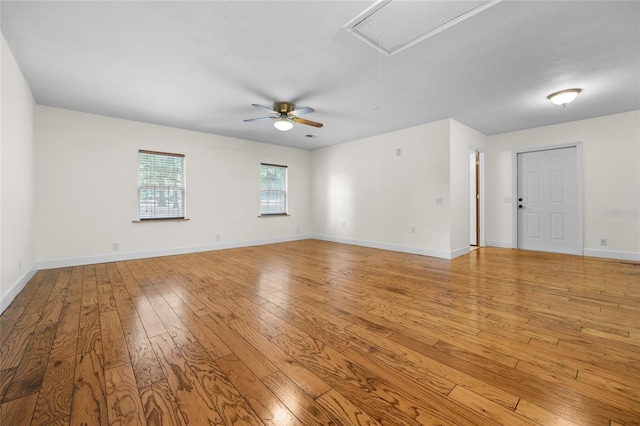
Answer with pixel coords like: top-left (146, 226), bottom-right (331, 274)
top-left (138, 150), bottom-right (185, 220)
top-left (260, 163), bottom-right (287, 215)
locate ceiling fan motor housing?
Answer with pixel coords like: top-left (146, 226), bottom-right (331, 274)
top-left (274, 102), bottom-right (296, 114)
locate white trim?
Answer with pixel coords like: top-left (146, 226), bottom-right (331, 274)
top-left (479, 151), bottom-right (486, 247)
top-left (312, 234), bottom-right (466, 260)
top-left (512, 142), bottom-right (584, 254)
top-left (469, 148), bottom-right (486, 247)
top-left (1, 268), bottom-right (38, 314)
top-left (583, 249), bottom-right (640, 262)
top-left (486, 240), bottom-right (513, 249)
top-left (37, 235), bottom-right (311, 269)
top-left (511, 151), bottom-right (518, 249)
top-left (451, 246), bottom-right (471, 259)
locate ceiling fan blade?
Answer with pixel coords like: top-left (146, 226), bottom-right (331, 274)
top-left (251, 104), bottom-right (276, 114)
top-left (291, 116), bottom-right (323, 128)
top-left (244, 116), bottom-right (274, 122)
top-left (290, 106), bottom-right (314, 116)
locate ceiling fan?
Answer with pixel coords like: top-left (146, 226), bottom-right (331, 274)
top-left (244, 102), bottom-right (323, 131)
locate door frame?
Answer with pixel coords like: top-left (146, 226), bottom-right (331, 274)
top-left (511, 142), bottom-right (584, 254)
top-left (470, 147), bottom-right (485, 247)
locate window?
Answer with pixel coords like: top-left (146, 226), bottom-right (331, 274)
top-left (138, 150), bottom-right (185, 220)
top-left (260, 163), bottom-right (287, 215)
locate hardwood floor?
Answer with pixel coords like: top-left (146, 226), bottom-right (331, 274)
top-left (1, 240), bottom-right (639, 425)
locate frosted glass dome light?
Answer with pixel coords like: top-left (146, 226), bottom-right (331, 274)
top-left (547, 88), bottom-right (582, 107)
top-left (274, 117), bottom-right (293, 131)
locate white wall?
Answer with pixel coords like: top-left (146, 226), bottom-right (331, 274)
top-left (450, 120), bottom-right (487, 254)
top-left (35, 106), bottom-right (312, 267)
top-left (311, 119), bottom-right (486, 259)
top-left (1, 35), bottom-right (37, 311)
top-left (485, 111), bottom-right (640, 260)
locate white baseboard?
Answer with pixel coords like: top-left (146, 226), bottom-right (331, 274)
top-left (37, 235), bottom-right (311, 270)
top-left (583, 248), bottom-right (640, 262)
top-left (486, 240), bottom-right (513, 249)
top-left (484, 243), bottom-right (639, 261)
top-left (1, 267), bottom-right (37, 314)
top-left (312, 234), bottom-right (466, 260)
top-left (451, 246), bottom-right (471, 259)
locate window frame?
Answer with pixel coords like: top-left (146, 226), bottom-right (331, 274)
top-left (138, 150), bottom-right (186, 221)
top-left (259, 163), bottom-right (288, 216)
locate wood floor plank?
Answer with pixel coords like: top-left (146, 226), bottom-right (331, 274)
top-left (216, 354), bottom-right (301, 426)
top-left (120, 316), bottom-right (165, 389)
top-left (37, 288), bottom-right (67, 327)
top-left (77, 265), bottom-right (102, 356)
top-left (178, 341), bottom-right (263, 425)
top-left (270, 333), bottom-right (426, 426)
top-left (105, 363), bottom-right (146, 425)
top-left (3, 323), bottom-right (57, 402)
top-left (31, 267), bottom-right (83, 425)
top-left (343, 346), bottom-right (498, 426)
top-left (343, 323), bottom-right (519, 410)
top-left (0, 368), bottom-right (16, 402)
top-left (262, 371), bottom-right (337, 426)
top-left (150, 297), bottom-right (196, 347)
top-left (0, 392), bottom-right (38, 426)
top-left (31, 347), bottom-right (76, 425)
top-left (0, 311), bottom-right (41, 371)
top-left (105, 264), bottom-right (137, 321)
top-left (513, 398), bottom-right (583, 426)
top-left (149, 333), bottom-right (225, 425)
top-left (448, 385), bottom-right (534, 426)
top-left (0, 241), bottom-right (638, 425)
top-left (132, 295), bottom-right (168, 338)
top-left (140, 380), bottom-right (186, 426)
top-left (316, 388), bottom-right (382, 426)
top-left (199, 313), bottom-right (279, 379)
top-left (70, 350), bottom-right (108, 426)
top-left (0, 271), bottom-right (46, 347)
top-left (100, 309), bottom-right (130, 370)
top-left (178, 308), bottom-right (233, 360)
top-left (229, 320), bottom-right (332, 398)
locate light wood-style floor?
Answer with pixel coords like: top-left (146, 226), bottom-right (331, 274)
top-left (1, 240), bottom-right (639, 425)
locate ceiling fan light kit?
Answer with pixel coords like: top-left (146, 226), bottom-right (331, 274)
top-left (244, 101), bottom-right (323, 132)
top-left (547, 88), bottom-right (582, 107)
top-left (274, 117), bottom-right (294, 131)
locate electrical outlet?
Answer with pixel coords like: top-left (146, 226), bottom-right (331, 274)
top-left (435, 197), bottom-right (444, 205)
top-left (112, 242), bottom-right (119, 251)
top-left (18, 259), bottom-right (22, 271)
top-left (600, 238), bottom-right (607, 246)
top-left (216, 235), bottom-right (221, 241)
top-left (411, 227), bottom-right (416, 234)
top-left (296, 227), bottom-right (300, 233)
top-left (342, 222), bottom-right (346, 228)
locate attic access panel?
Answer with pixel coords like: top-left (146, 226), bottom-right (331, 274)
top-left (345, 0), bottom-right (501, 56)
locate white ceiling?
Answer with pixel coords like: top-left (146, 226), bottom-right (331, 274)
top-left (2, 1), bottom-right (639, 150)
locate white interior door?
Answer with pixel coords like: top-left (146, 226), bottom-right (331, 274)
top-left (517, 147), bottom-right (578, 254)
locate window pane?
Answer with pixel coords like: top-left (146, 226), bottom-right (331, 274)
top-left (138, 151), bottom-right (185, 219)
top-left (260, 164), bottom-right (287, 214)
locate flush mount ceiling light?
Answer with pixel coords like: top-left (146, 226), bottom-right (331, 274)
top-left (273, 117), bottom-right (294, 131)
top-left (547, 88), bottom-right (582, 107)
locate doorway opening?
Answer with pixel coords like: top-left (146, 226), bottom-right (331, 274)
top-left (470, 150), bottom-right (483, 247)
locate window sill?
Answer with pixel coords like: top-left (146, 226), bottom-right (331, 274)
top-left (132, 218), bottom-right (191, 223)
top-left (258, 213), bottom-right (290, 217)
